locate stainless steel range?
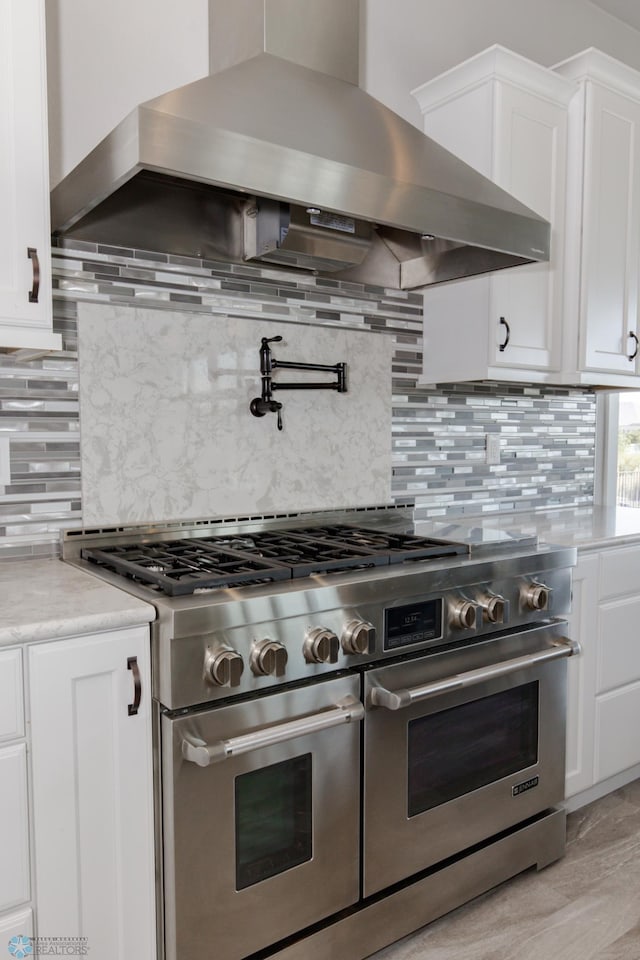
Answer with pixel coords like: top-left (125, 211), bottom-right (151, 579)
top-left (62, 507), bottom-right (579, 960)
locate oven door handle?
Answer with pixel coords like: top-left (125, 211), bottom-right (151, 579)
top-left (369, 637), bottom-right (581, 711)
top-left (181, 695), bottom-right (365, 767)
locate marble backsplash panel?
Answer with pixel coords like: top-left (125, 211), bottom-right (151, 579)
top-left (77, 302), bottom-right (393, 525)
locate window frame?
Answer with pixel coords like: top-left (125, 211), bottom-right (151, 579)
top-left (596, 391), bottom-right (620, 506)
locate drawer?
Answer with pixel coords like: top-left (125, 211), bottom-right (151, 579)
top-left (597, 597), bottom-right (640, 693)
top-left (0, 907), bottom-right (33, 942)
top-left (599, 546), bottom-right (640, 600)
top-left (0, 648), bottom-right (24, 742)
top-left (0, 743), bottom-right (30, 912)
top-left (595, 683), bottom-right (640, 781)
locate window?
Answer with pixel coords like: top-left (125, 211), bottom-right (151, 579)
top-left (617, 392), bottom-right (640, 507)
top-left (598, 392), bottom-right (640, 509)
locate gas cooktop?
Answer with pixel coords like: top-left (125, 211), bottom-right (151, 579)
top-left (80, 524), bottom-right (469, 596)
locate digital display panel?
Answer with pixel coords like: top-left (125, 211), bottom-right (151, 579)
top-left (384, 598), bottom-right (443, 650)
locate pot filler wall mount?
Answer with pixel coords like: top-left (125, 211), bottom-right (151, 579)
top-left (49, 0), bottom-right (551, 289)
top-left (249, 336), bottom-right (347, 431)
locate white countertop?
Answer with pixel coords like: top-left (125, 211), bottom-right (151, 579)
top-left (416, 506), bottom-right (640, 552)
top-left (0, 558), bottom-right (155, 647)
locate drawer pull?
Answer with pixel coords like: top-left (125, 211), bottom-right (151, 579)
top-left (498, 316), bottom-right (510, 352)
top-left (127, 656), bottom-right (142, 716)
top-left (27, 247), bottom-right (40, 303)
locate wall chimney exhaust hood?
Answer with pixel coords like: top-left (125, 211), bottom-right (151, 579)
top-left (50, 0), bottom-right (550, 289)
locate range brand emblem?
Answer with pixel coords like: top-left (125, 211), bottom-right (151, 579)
top-left (512, 775), bottom-right (539, 797)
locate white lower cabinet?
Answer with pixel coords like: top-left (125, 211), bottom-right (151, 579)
top-left (566, 543), bottom-right (640, 803)
top-left (0, 743), bottom-right (30, 913)
top-left (29, 626), bottom-right (156, 960)
top-left (594, 558), bottom-right (640, 780)
top-left (565, 553), bottom-right (598, 798)
top-left (0, 908), bottom-right (33, 943)
top-left (0, 646), bottom-right (31, 945)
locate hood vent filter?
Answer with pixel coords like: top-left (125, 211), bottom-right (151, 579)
top-left (244, 201), bottom-right (373, 272)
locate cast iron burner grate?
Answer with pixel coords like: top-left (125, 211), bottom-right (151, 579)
top-left (282, 525), bottom-right (468, 565)
top-left (81, 525), bottom-right (468, 596)
top-left (81, 540), bottom-right (293, 596)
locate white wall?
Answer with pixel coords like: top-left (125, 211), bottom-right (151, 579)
top-left (362, 0), bottom-right (640, 127)
top-left (46, 0), bottom-right (640, 184)
top-left (46, 0), bottom-right (209, 186)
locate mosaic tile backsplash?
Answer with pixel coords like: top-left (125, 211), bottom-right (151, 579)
top-left (0, 240), bottom-right (596, 559)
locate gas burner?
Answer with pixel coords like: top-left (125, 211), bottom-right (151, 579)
top-left (81, 524), bottom-right (468, 596)
top-left (286, 525), bottom-right (468, 564)
top-left (81, 540), bottom-right (292, 596)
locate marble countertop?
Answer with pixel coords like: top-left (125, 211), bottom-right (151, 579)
top-left (0, 558), bottom-right (155, 647)
top-left (416, 505), bottom-right (640, 552)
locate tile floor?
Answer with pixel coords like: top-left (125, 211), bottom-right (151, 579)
top-left (371, 780), bottom-right (640, 960)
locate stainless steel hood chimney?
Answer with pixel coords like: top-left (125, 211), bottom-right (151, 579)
top-left (50, 0), bottom-right (550, 289)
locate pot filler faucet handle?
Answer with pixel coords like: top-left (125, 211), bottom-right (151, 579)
top-left (249, 396), bottom-right (283, 430)
top-left (250, 336), bottom-right (284, 430)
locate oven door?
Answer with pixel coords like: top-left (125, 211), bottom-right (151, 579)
top-left (363, 621), bottom-right (578, 897)
top-left (161, 674), bottom-right (362, 960)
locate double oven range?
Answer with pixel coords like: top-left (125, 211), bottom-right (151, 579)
top-left (63, 507), bottom-right (578, 960)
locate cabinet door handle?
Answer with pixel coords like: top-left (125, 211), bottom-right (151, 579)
top-left (27, 247), bottom-right (40, 304)
top-left (628, 331), bottom-right (639, 361)
top-left (499, 316), bottom-right (510, 352)
top-left (127, 656), bottom-right (142, 716)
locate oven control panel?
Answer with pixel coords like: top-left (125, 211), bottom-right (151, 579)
top-left (383, 599), bottom-right (443, 651)
top-left (160, 561), bottom-right (573, 707)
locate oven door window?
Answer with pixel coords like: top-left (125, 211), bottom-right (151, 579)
top-left (235, 754), bottom-right (313, 890)
top-left (407, 682), bottom-right (539, 817)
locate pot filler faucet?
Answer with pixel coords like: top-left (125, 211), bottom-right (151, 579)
top-left (249, 336), bottom-right (348, 431)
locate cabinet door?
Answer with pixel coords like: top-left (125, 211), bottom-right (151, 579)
top-left (564, 554), bottom-right (598, 798)
top-left (0, 744), bottom-right (30, 913)
top-left (422, 77), bottom-right (567, 383)
top-left (0, 0), bottom-right (60, 350)
top-left (580, 83), bottom-right (640, 375)
top-left (0, 648), bottom-right (24, 742)
top-left (29, 627), bottom-right (156, 960)
top-left (489, 85), bottom-right (566, 371)
top-left (595, 685), bottom-right (640, 780)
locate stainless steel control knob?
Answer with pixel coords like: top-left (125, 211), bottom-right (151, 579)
top-left (250, 639), bottom-right (288, 677)
top-left (303, 627), bottom-right (340, 664)
top-left (341, 619), bottom-right (375, 655)
top-left (523, 582), bottom-right (550, 611)
top-left (479, 594), bottom-right (508, 624)
top-left (449, 599), bottom-right (479, 631)
top-left (205, 649), bottom-right (245, 687)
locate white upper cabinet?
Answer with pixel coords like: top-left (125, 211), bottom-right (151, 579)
top-left (413, 46), bottom-right (574, 385)
top-left (0, 0), bottom-right (61, 351)
top-left (554, 50), bottom-right (640, 386)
